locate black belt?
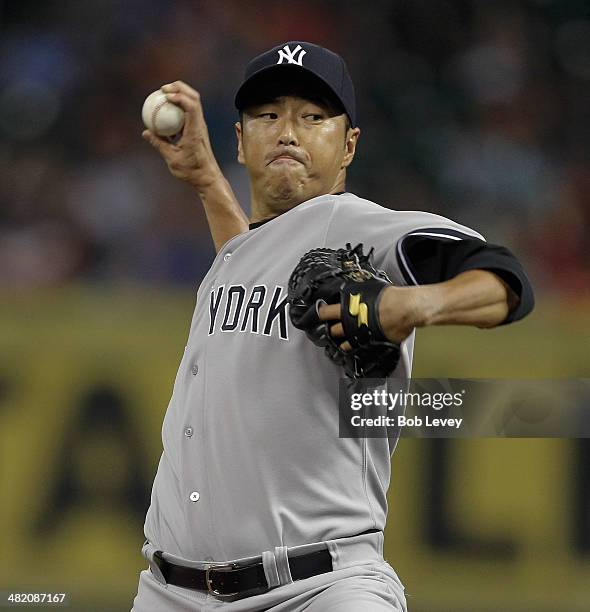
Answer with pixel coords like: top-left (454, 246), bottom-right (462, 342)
top-left (151, 529), bottom-right (380, 600)
top-left (152, 548), bottom-right (332, 600)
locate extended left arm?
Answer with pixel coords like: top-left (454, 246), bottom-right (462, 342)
top-left (319, 233), bottom-right (535, 351)
top-left (319, 269), bottom-right (520, 349)
top-left (377, 269), bottom-right (520, 344)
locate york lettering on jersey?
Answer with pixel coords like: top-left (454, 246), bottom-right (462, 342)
top-left (208, 284), bottom-right (289, 340)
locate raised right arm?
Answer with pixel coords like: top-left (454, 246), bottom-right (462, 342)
top-left (142, 81), bottom-right (249, 252)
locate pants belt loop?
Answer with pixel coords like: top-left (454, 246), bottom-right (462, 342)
top-left (262, 550), bottom-right (280, 589)
top-left (273, 546), bottom-right (293, 586)
top-left (142, 539), bottom-right (167, 586)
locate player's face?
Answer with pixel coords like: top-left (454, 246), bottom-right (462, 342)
top-left (235, 95), bottom-right (360, 213)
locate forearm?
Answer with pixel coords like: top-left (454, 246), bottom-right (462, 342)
top-left (411, 269), bottom-right (520, 329)
top-left (195, 173), bottom-right (249, 252)
top-left (322, 266), bottom-right (523, 349)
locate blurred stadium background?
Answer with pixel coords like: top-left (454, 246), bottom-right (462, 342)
top-left (0, 1), bottom-right (589, 610)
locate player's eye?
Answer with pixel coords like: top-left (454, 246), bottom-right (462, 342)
top-left (258, 112), bottom-right (278, 119)
top-left (304, 114), bottom-right (323, 121)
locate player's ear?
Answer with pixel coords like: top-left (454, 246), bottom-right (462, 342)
top-left (235, 121), bottom-right (245, 165)
top-left (342, 127), bottom-right (360, 168)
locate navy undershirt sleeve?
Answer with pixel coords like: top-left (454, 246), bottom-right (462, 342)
top-left (396, 233), bottom-right (535, 324)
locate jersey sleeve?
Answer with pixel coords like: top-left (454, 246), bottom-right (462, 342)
top-left (323, 195), bottom-right (485, 284)
top-left (396, 228), bottom-right (535, 324)
top-left (322, 195), bottom-right (533, 324)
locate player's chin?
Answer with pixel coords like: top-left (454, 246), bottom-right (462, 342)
top-left (266, 184), bottom-right (308, 212)
top-left (266, 174), bottom-right (305, 197)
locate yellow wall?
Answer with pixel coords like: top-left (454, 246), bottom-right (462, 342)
top-left (1, 287), bottom-right (588, 611)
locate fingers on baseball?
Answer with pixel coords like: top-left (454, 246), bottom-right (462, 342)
top-left (162, 81), bottom-right (200, 99)
top-left (163, 82), bottom-right (204, 124)
top-left (142, 129), bottom-right (173, 153)
top-left (142, 129), bottom-right (159, 146)
top-left (164, 91), bottom-right (191, 110)
top-left (165, 93), bottom-right (204, 134)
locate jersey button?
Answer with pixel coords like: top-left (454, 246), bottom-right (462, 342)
top-left (184, 426), bottom-right (193, 438)
top-left (189, 491), bottom-right (200, 502)
top-left (223, 252), bottom-right (232, 262)
top-left (191, 363), bottom-right (199, 376)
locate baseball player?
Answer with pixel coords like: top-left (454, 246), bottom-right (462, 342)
top-left (133, 42), bottom-right (534, 611)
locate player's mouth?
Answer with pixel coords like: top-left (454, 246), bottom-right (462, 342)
top-left (270, 156), bottom-right (301, 165)
top-left (266, 149), bottom-right (305, 166)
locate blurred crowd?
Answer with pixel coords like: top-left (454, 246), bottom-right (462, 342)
top-left (1, 0), bottom-right (589, 295)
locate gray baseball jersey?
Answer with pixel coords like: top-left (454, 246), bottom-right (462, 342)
top-left (143, 192), bottom-right (484, 562)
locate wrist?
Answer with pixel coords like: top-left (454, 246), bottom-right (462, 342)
top-left (190, 166), bottom-right (226, 194)
top-left (378, 285), bottom-right (430, 343)
top-left (383, 284), bottom-right (440, 329)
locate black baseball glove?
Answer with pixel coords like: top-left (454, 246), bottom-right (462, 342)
top-left (288, 243), bottom-right (401, 379)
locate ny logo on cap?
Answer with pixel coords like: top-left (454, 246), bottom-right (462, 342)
top-left (276, 44), bottom-right (306, 66)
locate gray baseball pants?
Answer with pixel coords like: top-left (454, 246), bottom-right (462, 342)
top-left (131, 531), bottom-right (407, 611)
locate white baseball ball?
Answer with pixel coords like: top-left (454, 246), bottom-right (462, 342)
top-left (142, 89), bottom-right (185, 137)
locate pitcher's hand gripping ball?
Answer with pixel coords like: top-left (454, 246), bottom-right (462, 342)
top-left (142, 89), bottom-right (185, 137)
top-left (288, 243), bottom-right (401, 379)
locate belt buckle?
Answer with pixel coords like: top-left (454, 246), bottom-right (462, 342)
top-left (205, 561), bottom-right (239, 599)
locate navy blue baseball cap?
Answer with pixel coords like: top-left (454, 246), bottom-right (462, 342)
top-left (234, 41), bottom-right (356, 126)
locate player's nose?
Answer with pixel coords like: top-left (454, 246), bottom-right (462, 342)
top-left (277, 118), bottom-right (299, 147)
